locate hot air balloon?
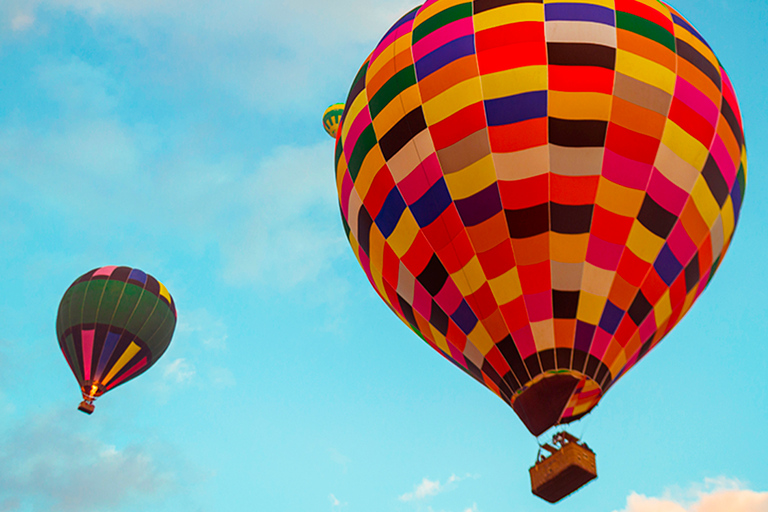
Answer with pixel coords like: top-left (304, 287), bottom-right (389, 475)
top-left (323, 103), bottom-right (345, 138)
top-left (56, 266), bottom-right (177, 414)
top-left (330, 0), bottom-right (745, 502)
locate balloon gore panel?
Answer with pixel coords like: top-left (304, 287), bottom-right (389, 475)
top-left (334, 0), bottom-right (746, 435)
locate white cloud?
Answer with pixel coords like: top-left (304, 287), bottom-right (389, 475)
top-left (163, 358), bottom-right (196, 384)
top-left (616, 478), bottom-right (768, 512)
top-left (0, 412), bottom-right (176, 511)
top-left (399, 474), bottom-right (474, 502)
top-left (329, 493), bottom-right (347, 509)
top-left (208, 366), bottom-right (236, 389)
top-left (11, 13), bottom-right (34, 31)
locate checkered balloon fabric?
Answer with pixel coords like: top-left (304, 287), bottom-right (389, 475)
top-left (334, 0), bottom-right (745, 435)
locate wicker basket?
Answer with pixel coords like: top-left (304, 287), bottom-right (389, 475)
top-left (529, 441), bottom-right (597, 503)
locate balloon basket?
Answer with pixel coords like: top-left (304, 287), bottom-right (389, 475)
top-left (530, 432), bottom-right (596, 503)
top-left (78, 400), bottom-right (95, 414)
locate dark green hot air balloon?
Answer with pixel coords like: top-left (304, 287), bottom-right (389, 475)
top-left (56, 266), bottom-right (177, 414)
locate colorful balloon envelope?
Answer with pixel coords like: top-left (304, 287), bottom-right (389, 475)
top-left (333, 0), bottom-right (746, 436)
top-left (56, 266), bottom-right (177, 414)
top-left (323, 103), bottom-right (346, 139)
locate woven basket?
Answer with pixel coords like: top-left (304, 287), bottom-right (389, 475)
top-left (529, 441), bottom-right (597, 503)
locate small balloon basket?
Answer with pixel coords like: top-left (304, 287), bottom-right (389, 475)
top-left (530, 432), bottom-right (596, 503)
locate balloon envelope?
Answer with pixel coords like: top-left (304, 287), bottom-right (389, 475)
top-left (57, 266), bottom-right (177, 405)
top-left (334, 0), bottom-right (746, 435)
top-left (323, 103), bottom-right (345, 138)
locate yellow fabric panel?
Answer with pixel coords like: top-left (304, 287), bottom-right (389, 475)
top-left (615, 49), bottom-right (676, 95)
top-left (721, 195), bottom-right (735, 242)
top-left (550, 233), bottom-right (589, 263)
top-left (444, 154), bottom-right (497, 200)
top-left (371, 85), bottom-right (422, 136)
top-left (595, 177), bottom-right (645, 216)
top-left (531, 319), bottom-right (556, 351)
top-left (489, 268), bottom-right (523, 305)
top-left (367, 227), bottom-right (388, 295)
top-left (479, 66), bottom-right (547, 100)
top-left (661, 121), bottom-right (709, 170)
top-left (431, 327), bottom-right (453, 357)
top-left (474, 3), bottom-right (544, 31)
top-left (577, 292), bottom-right (607, 324)
top-left (387, 211), bottom-right (420, 258)
top-left (422, 76), bottom-right (482, 125)
top-left (340, 92), bottom-right (369, 142)
top-left (654, 143), bottom-right (700, 193)
top-left (355, 148), bottom-right (387, 200)
top-left (103, 342), bottom-right (141, 385)
top-left (625, 221), bottom-right (665, 263)
top-left (654, 290), bottom-right (672, 327)
top-left (467, 322), bottom-right (495, 355)
top-left (417, 0), bottom-right (469, 23)
top-left (158, 282), bottom-right (171, 305)
top-left (690, 176), bottom-right (721, 228)
top-left (549, 91), bottom-right (612, 121)
top-left (453, 255), bottom-right (487, 296)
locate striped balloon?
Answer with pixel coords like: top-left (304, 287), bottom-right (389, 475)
top-left (323, 103), bottom-right (345, 138)
top-left (57, 266), bottom-right (177, 412)
top-left (334, 0), bottom-right (745, 435)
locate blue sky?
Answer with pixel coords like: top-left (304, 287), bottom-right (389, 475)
top-left (0, 0), bottom-right (766, 511)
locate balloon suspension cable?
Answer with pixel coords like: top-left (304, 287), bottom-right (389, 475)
top-left (78, 388), bottom-right (98, 415)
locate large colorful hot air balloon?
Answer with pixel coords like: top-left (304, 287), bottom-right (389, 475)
top-left (57, 266), bottom-right (177, 414)
top-left (331, 0), bottom-right (745, 498)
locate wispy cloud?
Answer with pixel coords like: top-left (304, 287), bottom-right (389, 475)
top-left (399, 474), bottom-right (477, 502)
top-left (0, 411), bottom-right (177, 511)
top-left (615, 478), bottom-right (768, 512)
top-left (163, 358), bottom-right (196, 384)
top-left (329, 493), bottom-right (347, 510)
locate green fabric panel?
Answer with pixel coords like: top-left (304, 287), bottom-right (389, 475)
top-left (341, 210), bottom-right (351, 239)
top-left (124, 289), bottom-right (159, 341)
top-left (412, 3), bottom-right (473, 44)
top-left (64, 332), bottom-right (82, 383)
top-left (141, 305), bottom-right (176, 362)
top-left (368, 66), bottom-right (417, 119)
top-left (737, 162), bottom-right (746, 197)
top-left (110, 283), bottom-right (143, 331)
top-left (616, 11), bottom-right (676, 52)
top-left (96, 280), bottom-right (128, 326)
top-left (347, 124), bottom-right (377, 182)
top-left (81, 279), bottom-right (107, 327)
top-left (58, 281), bottom-right (88, 332)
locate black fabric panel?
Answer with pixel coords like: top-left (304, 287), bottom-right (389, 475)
top-left (721, 98), bottom-right (744, 148)
top-left (701, 155), bottom-right (729, 207)
top-left (540, 349), bottom-right (556, 372)
top-left (418, 255), bottom-right (449, 296)
top-left (505, 203), bottom-right (550, 238)
top-left (549, 118), bottom-right (608, 147)
top-left (464, 358), bottom-right (485, 383)
top-left (628, 291), bottom-right (653, 326)
top-left (397, 295), bottom-right (418, 329)
top-left (551, 203), bottom-right (593, 234)
top-left (684, 254), bottom-right (700, 292)
top-left (357, 205), bottom-right (373, 255)
top-left (111, 266), bottom-right (132, 282)
top-left (525, 353), bottom-right (543, 379)
top-left (572, 349), bottom-right (588, 373)
top-left (585, 354), bottom-right (601, 379)
top-left (637, 195), bottom-right (677, 238)
top-left (547, 43), bottom-right (616, 69)
top-left (483, 359), bottom-right (514, 400)
top-left (497, 335), bottom-right (531, 386)
top-left (429, 301), bottom-right (449, 335)
top-left (553, 290), bottom-right (579, 319)
top-left (475, 0), bottom-right (542, 13)
top-left (596, 361), bottom-right (610, 385)
top-left (379, 107), bottom-right (427, 160)
top-left (503, 371), bottom-right (522, 395)
top-left (145, 275), bottom-right (160, 296)
top-left (676, 39), bottom-right (721, 90)
top-left (556, 347), bottom-right (572, 369)
top-left (342, 64), bottom-right (368, 125)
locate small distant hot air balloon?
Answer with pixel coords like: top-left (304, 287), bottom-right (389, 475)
top-left (56, 266), bottom-right (177, 414)
top-left (331, 0), bottom-right (745, 503)
top-left (323, 103), bottom-right (345, 138)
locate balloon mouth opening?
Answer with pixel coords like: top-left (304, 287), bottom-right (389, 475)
top-left (512, 372), bottom-right (603, 436)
